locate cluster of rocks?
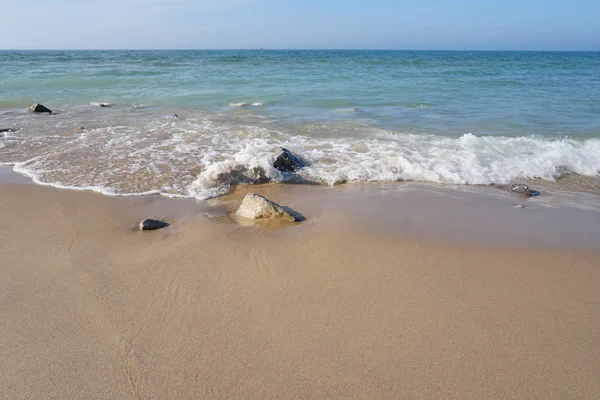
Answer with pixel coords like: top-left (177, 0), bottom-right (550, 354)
top-left (138, 147), bottom-right (307, 231)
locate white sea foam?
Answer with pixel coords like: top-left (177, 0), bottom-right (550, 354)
top-left (12, 163), bottom-right (164, 197)
top-left (0, 131), bottom-right (20, 150)
top-left (185, 129), bottom-right (600, 198)
top-left (229, 102), bottom-right (264, 108)
top-left (2, 110), bottom-right (599, 199)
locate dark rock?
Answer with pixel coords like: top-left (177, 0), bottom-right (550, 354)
top-left (0, 128), bottom-right (18, 133)
top-left (139, 218), bottom-right (169, 231)
top-left (508, 183), bottom-right (540, 197)
top-left (28, 103), bottom-right (52, 114)
top-left (273, 148), bottom-right (305, 173)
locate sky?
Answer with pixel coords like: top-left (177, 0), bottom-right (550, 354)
top-left (0, 0), bottom-right (598, 50)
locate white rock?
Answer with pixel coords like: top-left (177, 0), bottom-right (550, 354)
top-left (236, 193), bottom-right (303, 222)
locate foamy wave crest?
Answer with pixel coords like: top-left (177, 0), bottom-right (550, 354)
top-left (186, 131), bottom-right (600, 198)
top-left (187, 139), bottom-right (283, 199)
top-left (229, 102), bottom-right (264, 108)
top-left (2, 108), bottom-right (599, 199)
top-left (291, 133), bottom-right (600, 186)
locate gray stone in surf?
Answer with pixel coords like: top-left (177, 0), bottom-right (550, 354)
top-left (273, 148), bottom-right (305, 173)
top-left (139, 218), bottom-right (169, 231)
top-left (90, 102), bottom-right (114, 108)
top-left (236, 193), bottom-right (304, 222)
top-left (508, 183), bottom-right (539, 197)
top-left (28, 103), bottom-right (52, 114)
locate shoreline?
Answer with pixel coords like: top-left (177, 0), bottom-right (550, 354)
top-left (1, 180), bottom-right (599, 399)
top-left (2, 165), bottom-right (600, 251)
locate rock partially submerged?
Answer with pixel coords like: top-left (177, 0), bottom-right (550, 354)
top-left (236, 193), bottom-right (304, 222)
top-left (90, 102), bottom-right (114, 108)
top-left (508, 183), bottom-right (540, 197)
top-left (0, 128), bottom-right (18, 133)
top-left (273, 148), bottom-right (305, 173)
top-left (139, 218), bottom-right (169, 231)
top-left (28, 103), bottom-right (52, 114)
top-left (217, 165), bottom-right (270, 186)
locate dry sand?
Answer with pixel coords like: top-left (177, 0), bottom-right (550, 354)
top-left (1, 182), bottom-right (600, 399)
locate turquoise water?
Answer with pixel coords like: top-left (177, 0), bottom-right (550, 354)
top-left (1, 50), bottom-right (599, 197)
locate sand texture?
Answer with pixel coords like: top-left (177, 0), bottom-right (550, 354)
top-left (1, 183), bottom-right (600, 399)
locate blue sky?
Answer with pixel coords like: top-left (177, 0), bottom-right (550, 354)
top-left (1, 0), bottom-right (598, 50)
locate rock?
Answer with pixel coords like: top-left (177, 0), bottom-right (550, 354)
top-left (28, 103), bottom-right (52, 114)
top-left (508, 183), bottom-right (540, 197)
top-left (139, 218), bottom-right (169, 231)
top-left (0, 128), bottom-right (18, 133)
top-left (236, 193), bottom-right (304, 222)
top-left (90, 101), bottom-right (113, 107)
top-left (508, 183), bottom-right (531, 195)
top-left (217, 166), bottom-right (269, 186)
top-left (273, 148), bottom-right (305, 173)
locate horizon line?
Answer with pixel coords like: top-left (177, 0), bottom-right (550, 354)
top-left (1, 48), bottom-right (599, 52)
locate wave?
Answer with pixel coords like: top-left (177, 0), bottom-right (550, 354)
top-left (229, 102), bottom-right (264, 108)
top-left (186, 132), bottom-right (600, 198)
top-left (3, 113), bottom-right (599, 199)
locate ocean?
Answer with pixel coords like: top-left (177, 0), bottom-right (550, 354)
top-left (1, 50), bottom-right (599, 199)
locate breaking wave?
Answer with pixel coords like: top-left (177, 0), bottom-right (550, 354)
top-left (2, 112), bottom-right (599, 199)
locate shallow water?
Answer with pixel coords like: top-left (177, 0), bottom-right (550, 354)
top-left (1, 50), bottom-right (599, 199)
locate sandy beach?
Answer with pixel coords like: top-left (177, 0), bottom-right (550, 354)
top-left (1, 178), bottom-right (599, 400)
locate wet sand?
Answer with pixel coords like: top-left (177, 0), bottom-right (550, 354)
top-left (1, 181), bottom-right (600, 399)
